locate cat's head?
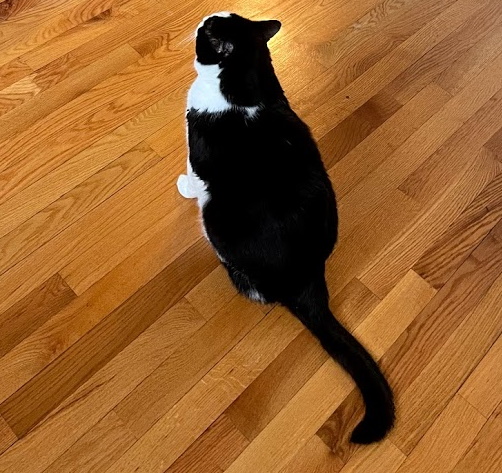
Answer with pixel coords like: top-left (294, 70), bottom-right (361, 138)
top-left (195, 12), bottom-right (281, 67)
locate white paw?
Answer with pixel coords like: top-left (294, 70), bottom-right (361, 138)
top-left (177, 174), bottom-right (198, 199)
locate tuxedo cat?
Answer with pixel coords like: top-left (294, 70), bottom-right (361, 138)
top-left (177, 12), bottom-right (394, 443)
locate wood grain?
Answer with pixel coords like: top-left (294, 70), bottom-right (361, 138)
top-left (394, 395), bottom-right (486, 473)
top-left (0, 142), bottom-right (161, 276)
top-left (459, 332), bottom-right (502, 418)
top-left (43, 412), bottom-right (136, 473)
top-left (114, 295), bottom-right (265, 438)
top-left (165, 414), bottom-right (249, 473)
top-left (0, 238), bottom-right (217, 437)
top-left (1, 1), bottom-right (502, 471)
top-left (451, 402), bottom-right (502, 473)
top-left (0, 273), bottom-right (76, 357)
top-left (0, 415), bottom-right (16, 456)
top-left (390, 270), bottom-right (502, 454)
top-left (413, 171), bottom-right (502, 288)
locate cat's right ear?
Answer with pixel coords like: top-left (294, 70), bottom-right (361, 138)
top-left (256, 20), bottom-right (281, 41)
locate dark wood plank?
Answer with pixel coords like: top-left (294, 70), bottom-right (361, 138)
top-left (0, 238), bottom-right (218, 438)
top-left (0, 273), bottom-right (76, 358)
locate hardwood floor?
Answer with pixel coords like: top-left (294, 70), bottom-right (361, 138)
top-left (1, 1), bottom-right (501, 471)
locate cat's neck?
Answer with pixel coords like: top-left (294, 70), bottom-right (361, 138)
top-left (220, 58), bottom-right (286, 107)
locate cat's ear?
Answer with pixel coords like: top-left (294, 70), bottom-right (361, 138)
top-left (256, 20), bottom-right (281, 41)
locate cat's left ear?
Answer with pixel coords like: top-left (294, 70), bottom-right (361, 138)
top-left (256, 20), bottom-right (281, 41)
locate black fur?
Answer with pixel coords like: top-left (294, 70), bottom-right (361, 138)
top-left (187, 13), bottom-right (395, 443)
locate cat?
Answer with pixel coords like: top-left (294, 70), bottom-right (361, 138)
top-left (177, 12), bottom-right (394, 444)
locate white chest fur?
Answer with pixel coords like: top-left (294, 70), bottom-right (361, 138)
top-left (187, 62), bottom-right (232, 114)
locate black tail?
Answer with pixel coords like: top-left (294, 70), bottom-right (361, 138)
top-left (283, 276), bottom-right (395, 444)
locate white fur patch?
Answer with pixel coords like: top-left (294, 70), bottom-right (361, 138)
top-left (187, 62), bottom-right (232, 114)
top-left (196, 11), bottom-right (232, 34)
top-left (248, 289), bottom-right (266, 303)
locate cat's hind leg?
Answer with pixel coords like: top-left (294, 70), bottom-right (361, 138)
top-left (224, 264), bottom-right (268, 304)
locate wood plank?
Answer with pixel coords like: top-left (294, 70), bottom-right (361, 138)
top-left (304, 0), bottom-right (489, 137)
top-left (318, 231), bottom-right (502, 459)
top-left (395, 395), bottom-right (486, 473)
top-left (318, 90), bottom-right (402, 170)
top-left (399, 92), bottom-right (502, 204)
top-left (330, 277), bottom-right (381, 329)
top-left (0, 208), bottom-right (202, 406)
top-left (223, 360), bottom-right (354, 473)
top-left (385, 0), bottom-right (502, 103)
top-left (31, 51), bottom-right (82, 91)
top-left (295, 0), bottom-right (456, 114)
top-left (165, 414), bottom-right (249, 473)
top-left (104, 307), bottom-right (304, 472)
top-left (0, 298), bottom-right (206, 473)
top-left (0, 416), bottom-right (16, 456)
top-left (451, 402), bottom-right (502, 473)
top-left (413, 172), bottom-right (502, 288)
top-left (0, 142), bottom-right (161, 276)
top-left (185, 265), bottom-right (239, 321)
top-left (335, 55), bottom-right (502, 245)
top-left (114, 296), bottom-right (265, 438)
top-left (460, 332), bottom-right (502, 418)
top-left (353, 270), bottom-right (436, 358)
top-left (226, 329), bottom-right (328, 441)
top-left (0, 0), bottom-right (115, 68)
top-left (19, 3), bottom-right (133, 70)
top-left (435, 22), bottom-right (502, 94)
top-left (0, 92), bottom-right (182, 241)
top-left (225, 277), bottom-right (380, 443)
top-left (485, 126), bottom-right (502, 161)
top-left (0, 238), bottom-right (217, 437)
top-left (325, 188), bottom-right (422, 296)
top-left (0, 42), bottom-right (191, 204)
top-left (0, 73), bottom-right (40, 116)
top-left (390, 271), bottom-right (502, 454)
top-left (359, 139), bottom-right (500, 298)
top-left (329, 83), bottom-right (451, 199)
top-left (59, 181), bottom-right (190, 294)
top-left (383, 231), bottom-right (502, 397)
top-left (0, 153), bottom-right (186, 313)
top-left (0, 273), bottom-right (76, 358)
top-left (279, 435), bottom-right (345, 473)
top-left (0, 58), bottom-right (33, 90)
top-left (0, 43), bottom-right (141, 143)
top-left (337, 440), bottom-right (405, 473)
top-left (43, 412), bottom-right (136, 473)
top-left (222, 269), bottom-right (432, 473)
top-left (0, 1), bottom-right (85, 36)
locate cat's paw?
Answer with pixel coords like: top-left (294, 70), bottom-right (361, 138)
top-left (177, 174), bottom-right (198, 199)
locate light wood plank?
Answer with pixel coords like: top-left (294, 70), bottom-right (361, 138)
top-left (460, 332), bottom-right (502, 418)
top-left (0, 298), bottom-right (206, 473)
top-left (390, 271), bottom-right (502, 454)
top-left (451, 402), bottom-right (502, 473)
top-left (105, 307), bottom-right (304, 472)
top-left (44, 412), bottom-right (136, 473)
top-left (114, 296), bottom-right (265, 438)
top-left (395, 395), bottom-right (486, 473)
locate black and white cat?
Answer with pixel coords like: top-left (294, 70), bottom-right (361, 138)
top-left (177, 12), bottom-right (394, 444)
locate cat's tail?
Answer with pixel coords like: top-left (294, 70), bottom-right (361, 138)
top-left (283, 276), bottom-right (394, 444)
